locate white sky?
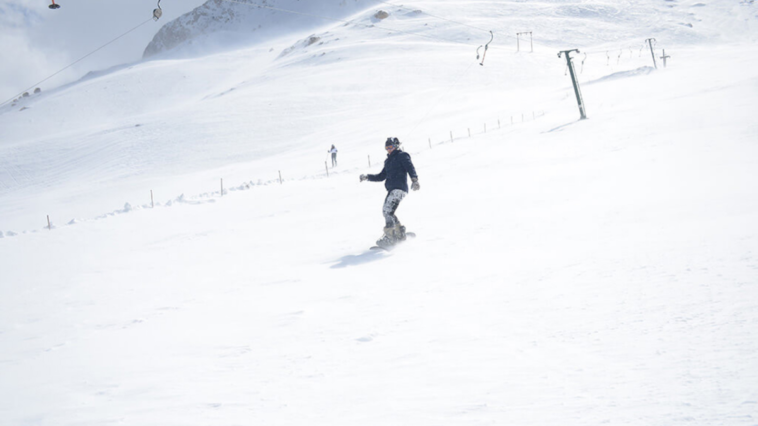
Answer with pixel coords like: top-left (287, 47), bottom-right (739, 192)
top-left (0, 0), bottom-right (207, 103)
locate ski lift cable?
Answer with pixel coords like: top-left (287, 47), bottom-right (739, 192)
top-left (1, 17), bottom-right (154, 107)
top-left (217, 0), bottom-right (473, 46)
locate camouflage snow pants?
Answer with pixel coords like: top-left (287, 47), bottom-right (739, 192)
top-left (382, 189), bottom-right (407, 228)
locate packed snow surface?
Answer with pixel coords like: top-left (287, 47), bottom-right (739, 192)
top-left (1, 0), bottom-right (757, 425)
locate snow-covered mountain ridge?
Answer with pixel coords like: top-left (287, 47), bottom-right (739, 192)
top-left (144, 0), bottom-right (758, 60)
top-left (143, 0), bottom-right (382, 57)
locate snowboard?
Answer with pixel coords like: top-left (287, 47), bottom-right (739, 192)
top-left (370, 232), bottom-right (416, 251)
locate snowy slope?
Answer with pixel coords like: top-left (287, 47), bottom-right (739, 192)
top-left (1, 0), bottom-right (758, 425)
top-left (6, 0), bottom-right (752, 231)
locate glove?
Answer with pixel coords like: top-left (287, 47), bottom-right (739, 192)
top-left (360, 174), bottom-right (368, 182)
top-left (411, 178), bottom-right (420, 191)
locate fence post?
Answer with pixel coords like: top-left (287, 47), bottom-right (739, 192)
top-left (221, 178), bottom-right (224, 196)
top-left (429, 138), bottom-right (432, 149)
top-left (498, 119), bottom-right (501, 129)
top-left (468, 128), bottom-right (471, 137)
top-left (484, 123), bottom-right (487, 133)
top-left (368, 155), bottom-right (371, 167)
top-left (151, 190), bottom-right (154, 208)
top-left (279, 171), bottom-right (283, 184)
top-left (325, 161), bottom-right (329, 177)
top-left (47, 215), bottom-right (51, 230)
top-left (450, 131), bottom-right (453, 143)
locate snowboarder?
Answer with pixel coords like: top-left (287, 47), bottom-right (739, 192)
top-left (328, 145), bottom-right (338, 167)
top-left (360, 137), bottom-right (420, 248)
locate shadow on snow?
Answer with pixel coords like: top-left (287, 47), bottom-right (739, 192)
top-left (330, 249), bottom-right (386, 269)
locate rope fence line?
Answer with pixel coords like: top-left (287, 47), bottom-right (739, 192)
top-left (1, 105), bottom-right (549, 238)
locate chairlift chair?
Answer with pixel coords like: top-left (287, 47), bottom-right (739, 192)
top-left (49, 0), bottom-right (60, 9)
top-left (153, 0), bottom-right (162, 20)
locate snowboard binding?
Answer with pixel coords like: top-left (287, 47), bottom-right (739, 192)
top-left (371, 225), bottom-right (414, 251)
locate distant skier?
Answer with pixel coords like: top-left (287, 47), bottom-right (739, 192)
top-left (328, 145), bottom-right (338, 167)
top-left (360, 137), bottom-right (420, 248)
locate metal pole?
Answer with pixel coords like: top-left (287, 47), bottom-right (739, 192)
top-left (558, 49), bottom-right (587, 120)
top-left (646, 38), bottom-right (657, 69)
top-left (660, 49), bottom-right (670, 68)
top-left (517, 32), bottom-right (533, 53)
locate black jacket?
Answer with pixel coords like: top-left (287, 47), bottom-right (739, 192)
top-left (367, 149), bottom-right (418, 192)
